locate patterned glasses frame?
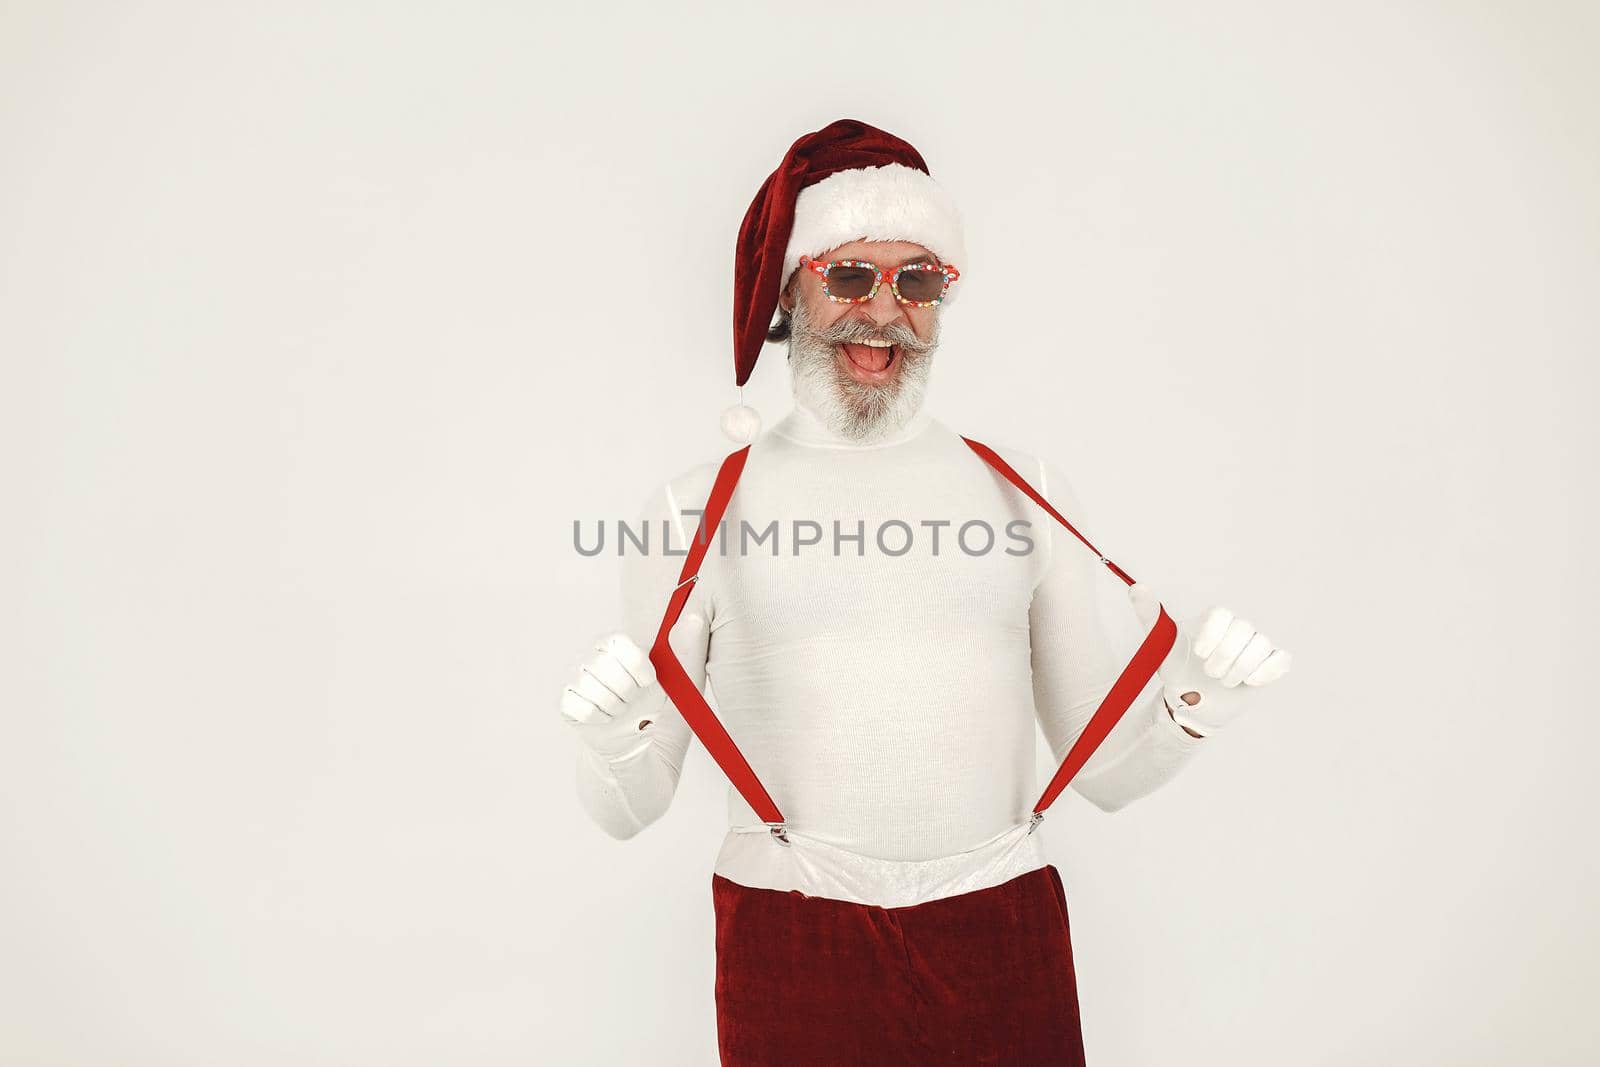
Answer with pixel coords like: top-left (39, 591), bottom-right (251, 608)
top-left (798, 255), bottom-right (961, 308)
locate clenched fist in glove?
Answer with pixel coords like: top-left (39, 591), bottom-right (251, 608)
top-left (1129, 584), bottom-right (1292, 737)
top-left (559, 633), bottom-right (667, 762)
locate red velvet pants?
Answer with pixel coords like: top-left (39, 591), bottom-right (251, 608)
top-left (711, 865), bottom-right (1086, 1065)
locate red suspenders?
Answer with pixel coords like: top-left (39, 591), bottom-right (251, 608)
top-left (646, 437), bottom-right (1180, 844)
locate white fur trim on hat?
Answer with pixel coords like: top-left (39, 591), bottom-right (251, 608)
top-left (780, 163), bottom-right (967, 304)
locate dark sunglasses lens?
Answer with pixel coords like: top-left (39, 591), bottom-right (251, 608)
top-left (825, 265), bottom-right (876, 299)
top-left (895, 268), bottom-right (946, 303)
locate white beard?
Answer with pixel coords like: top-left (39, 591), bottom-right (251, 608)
top-left (786, 298), bottom-right (939, 444)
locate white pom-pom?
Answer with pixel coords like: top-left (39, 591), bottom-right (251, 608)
top-left (720, 403), bottom-right (762, 444)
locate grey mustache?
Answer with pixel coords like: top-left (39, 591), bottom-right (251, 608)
top-left (823, 322), bottom-right (934, 353)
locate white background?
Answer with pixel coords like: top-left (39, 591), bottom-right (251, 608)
top-left (4, 2), bottom-right (1597, 1064)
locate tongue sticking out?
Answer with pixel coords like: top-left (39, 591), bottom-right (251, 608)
top-left (842, 343), bottom-right (893, 373)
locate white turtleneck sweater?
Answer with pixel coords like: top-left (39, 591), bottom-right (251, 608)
top-left (575, 401), bottom-right (1206, 903)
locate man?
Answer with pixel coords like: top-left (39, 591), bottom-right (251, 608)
top-left (559, 119), bottom-right (1291, 1064)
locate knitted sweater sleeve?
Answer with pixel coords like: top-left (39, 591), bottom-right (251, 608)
top-left (1027, 458), bottom-right (1206, 813)
top-left (573, 477), bottom-right (706, 839)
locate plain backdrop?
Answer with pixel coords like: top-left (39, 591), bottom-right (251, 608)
top-left (3, 2), bottom-right (1597, 1064)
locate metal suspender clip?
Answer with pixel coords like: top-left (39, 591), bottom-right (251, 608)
top-left (766, 821), bottom-right (791, 846)
top-left (1028, 811), bottom-right (1045, 835)
top-left (674, 574), bottom-right (699, 591)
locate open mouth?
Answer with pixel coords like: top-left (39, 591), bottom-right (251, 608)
top-left (837, 339), bottom-right (898, 384)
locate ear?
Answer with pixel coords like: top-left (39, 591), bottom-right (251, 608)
top-left (778, 274), bottom-right (795, 313)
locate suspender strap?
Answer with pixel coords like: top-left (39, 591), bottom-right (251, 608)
top-left (960, 437), bottom-right (1179, 816)
top-left (646, 445), bottom-right (786, 826)
top-left (647, 435), bottom-right (1180, 833)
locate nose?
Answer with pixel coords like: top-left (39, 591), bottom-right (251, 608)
top-left (862, 278), bottom-right (905, 328)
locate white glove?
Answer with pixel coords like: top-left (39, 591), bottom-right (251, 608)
top-left (559, 633), bottom-right (667, 761)
top-left (1128, 584), bottom-right (1292, 737)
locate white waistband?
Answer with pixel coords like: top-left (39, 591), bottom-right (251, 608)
top-left (712, 818), bottom-right (1048, 909)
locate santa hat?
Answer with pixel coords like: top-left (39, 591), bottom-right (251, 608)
top-left (721, 118), bottom-right (967, 443)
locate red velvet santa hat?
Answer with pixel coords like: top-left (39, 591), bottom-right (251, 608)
top-left (722, 118), bottom-right (967, 442)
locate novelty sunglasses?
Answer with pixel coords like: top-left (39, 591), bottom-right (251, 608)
top-left (799, 255), bottom-right (961, 308)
